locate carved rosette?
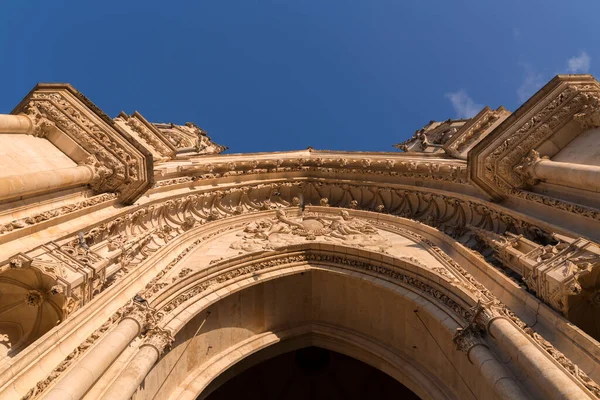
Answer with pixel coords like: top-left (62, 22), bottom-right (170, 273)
top-left (142, 327), bottom-right (174, 356)
top-left (25, 290), bottom-right (44, 307)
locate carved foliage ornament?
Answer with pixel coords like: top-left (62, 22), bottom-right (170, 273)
top-left (477, 81), bottom-right (600, 197)
top-left (15, 88), bottom-right (150, 203)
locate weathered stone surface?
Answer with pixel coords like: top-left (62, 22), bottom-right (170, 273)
top-left (0, 75), bottom-right (597, 400)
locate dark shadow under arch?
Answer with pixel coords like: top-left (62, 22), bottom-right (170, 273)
top-left (202, 346), bottom-right (421, 400)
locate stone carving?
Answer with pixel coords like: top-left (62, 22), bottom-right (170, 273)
top-left (143, 327), bottom-right (174, 356)
top-left (448, 108), bottom-right (505, 154)
top-left (25, 290), bottom-right (44, 307)
top-left (230, 210), bottom-right (391, 253)
top-left (152, 121), bottom-right (227, 154)
top-left (6, 77), bottom-right (600, 400)
top-left (22, 102), bottom-right (55, 137)
top-left (474, 81), bottom-right (600, 199)
top-left (523, 327), bottom-right (600, 398)
top-left (118, 114), bottom-right (174, 158)
top-left (20, 301), bottom-right (137, 400)
top-left (157, 251), bottom-right (471, 322)
top-left (513, 149), bottom-right (543, 186)
top-left (574, 95), bottom-right (600, 129)
top-left (152, 158), bottom-right (470, 186)
top-left (14, 89), bottom-right (150, 203)
top-left (395, 121), bottom-right (460, 152)
top-left (507, 187), bottom-right (600, 222)
top-left (0, 193), bottom-right (117, 238)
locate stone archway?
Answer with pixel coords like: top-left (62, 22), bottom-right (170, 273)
top-left (120, 240), bottom-right (529, 400)
top-left (39, 211), bottom-right (595, 400)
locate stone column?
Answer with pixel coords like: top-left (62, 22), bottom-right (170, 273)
top-left (0, 165), bottom-right (95, 202)
top-left (0, 114), bottom-right (35, 134)
top-left (42, 304), bottom-right (153, 400)
top-left (454, 330), bottom-right (529, 399)
top-left (486, 316), bottom-right (589, 400)
top-left (102, 327), bottom-right (174, 400)
top-left (515, 149), bottom-right (600, 192)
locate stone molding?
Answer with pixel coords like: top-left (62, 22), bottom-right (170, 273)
top-left (148, 245), bottom-right (600, 398)
top-left (444, 106), bottom-right (510, 159)
top-left (469, 75), bottom-right (600, 200)
top-left (114, 112), bottom-right (176, 161)
top-left (11, 84), bottom-right (153, 204)
top-left (470, 227), bottom-right (600, 317)
top-left (16, 209), bottom-right (600, 399)
top-left (152, 121), bottom-right (227, 154)
top-left (2, 179), bottom-right (561, 309)
top-left (155, 156), bottom-right (469, 185)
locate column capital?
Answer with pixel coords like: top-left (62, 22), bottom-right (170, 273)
top-left (121, 301), bottom-right (156, 334)
top-left (141, 327), bottom-right (174, 356)
top-left (80, 155), bottom-right (114, 191)
top-left (573, 95), bottom-right (600, 129)
top-left (453, 301), bottom-right (490, 361)
top-left (453, 328), bottom-right (487, 360)
top-left (513, 149), bottom-right (544, 186)
top-left (21, 102), bottom-right (55, 137)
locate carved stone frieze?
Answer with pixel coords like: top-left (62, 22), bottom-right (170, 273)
top-left (468, 228), bottom-right (600, 318)
top-left (573, 95), bottom-right (600, 129)
top-left (153, 157), bottom-right (469, 186)
top-left (230, 209), bottom-right (391, 253)
top-left (0, 193), bottom-right (118, 239)
top-left (155, 251), bottom-right (472, 322)
top-left (513, 149), bottom-right (544, 186)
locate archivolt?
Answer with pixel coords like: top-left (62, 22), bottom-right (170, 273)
top-left (149, 242), bottom-right (479, 333)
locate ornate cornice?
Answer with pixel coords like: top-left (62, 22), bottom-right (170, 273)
top-left (444, 106), bottom-right (510, 159)
top-left (11, 84), bottom-right (153, 204)
top-left (469, 75), bottom-right (600, 200)
top-left (154, 158), bottom-right (469, 186)
top-left (114, 112), bottom-right (176, 161)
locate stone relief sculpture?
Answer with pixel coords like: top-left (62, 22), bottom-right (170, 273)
top-left (0, 75), bottom-right (598, 399)
top-left (231, 209), bottom-right (391, 253)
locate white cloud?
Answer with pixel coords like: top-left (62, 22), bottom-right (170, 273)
top-left (445, 90), bottom-right (482, 119)
top-left (567, 51), bottom-right (591, 73)
top-left (517, 63), bottom-right (544, 103)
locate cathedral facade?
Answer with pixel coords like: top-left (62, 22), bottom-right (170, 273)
top-left (0, 75), bottom-right (597, 399)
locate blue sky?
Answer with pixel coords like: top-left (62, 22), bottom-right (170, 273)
top-left (0, 1), bottom-right (597, 153)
